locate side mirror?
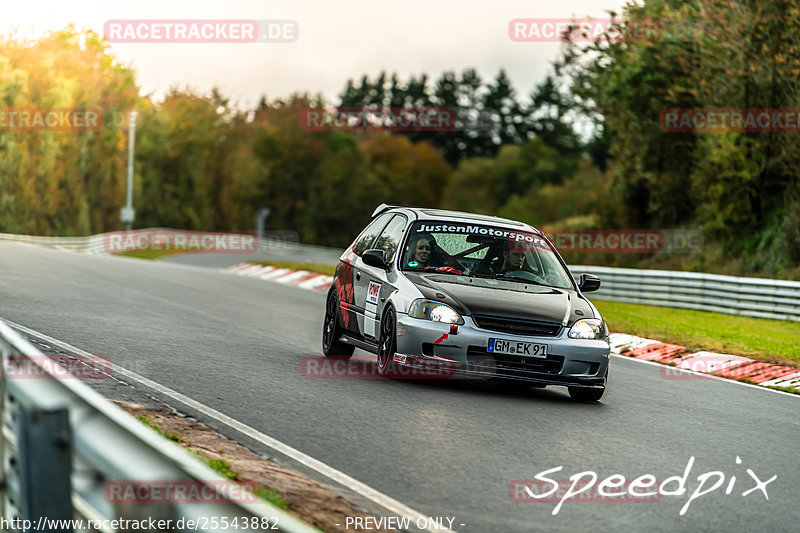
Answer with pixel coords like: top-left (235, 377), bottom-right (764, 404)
top-left (578, 273), bottom-right (601, 292)
top-left (362, 249), bottom-right (390, 271)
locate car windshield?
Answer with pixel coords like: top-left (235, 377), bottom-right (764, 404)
top-left (400, 220), bottom-right (574, 289)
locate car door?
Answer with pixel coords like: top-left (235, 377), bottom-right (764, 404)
top-left (355, 213), bottom-right (408, 340)
top-left (347, 213), bottom-right (393, 336)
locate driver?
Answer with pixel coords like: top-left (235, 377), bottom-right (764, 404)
top-left (492, 240), bottom-right (527, 273)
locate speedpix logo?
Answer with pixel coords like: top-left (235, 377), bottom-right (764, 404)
top-left (510, 456), bottom-right (776, 516)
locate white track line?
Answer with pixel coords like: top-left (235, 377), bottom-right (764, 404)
top-left (2, 317), bottom-right (456, 533)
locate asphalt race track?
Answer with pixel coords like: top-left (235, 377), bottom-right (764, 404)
top-left (1, 241), bottom-right (798, 533)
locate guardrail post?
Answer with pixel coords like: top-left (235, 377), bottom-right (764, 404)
top-left (17, 408), bottom-right (73, 533)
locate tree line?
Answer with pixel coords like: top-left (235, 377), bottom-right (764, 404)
top-left (1, 1), bottom-right (799, 278)
top-left (553, 0), bottom-right (800, 274)
top-left (0, 28), bottom-right (581, 247)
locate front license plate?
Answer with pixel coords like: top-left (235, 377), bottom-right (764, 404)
top-left (487, 338), bottom-right (547, 357)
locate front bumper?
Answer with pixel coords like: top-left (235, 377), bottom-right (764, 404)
top-left (395, 313), bottom-right (609, 388)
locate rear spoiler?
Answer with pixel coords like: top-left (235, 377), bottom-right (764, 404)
top-left (372, 204), bottom-right (394, 217)
top-left (372, 203), bottom-right (417, 217)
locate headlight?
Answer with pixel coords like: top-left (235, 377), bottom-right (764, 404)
top-left (408, 299), bottom-right (464, 324)
top-left (568, 318), bottom-right (606, 339)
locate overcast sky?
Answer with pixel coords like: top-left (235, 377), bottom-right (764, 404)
top-left (5, 0), bottom-right (630, 108)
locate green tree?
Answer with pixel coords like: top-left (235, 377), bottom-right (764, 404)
top-left (0, 28), bottom-right (139, 235)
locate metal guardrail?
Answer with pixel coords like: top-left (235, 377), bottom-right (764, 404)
top-left (0, 232), bottom-right (107, 254)
top-left (0, 320), bottom-right (319, 533)
top-left (570, 265), bottom-right (800, 322)
top-left (3, 229), bottom-right (797, 321)
top-left (0, 228), bottom-right (345, 268)
top-left (0, 229), bottom-right (301, 256)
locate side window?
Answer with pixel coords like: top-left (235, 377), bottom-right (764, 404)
top-left (373, 214), bottom-right (408, 262)
top-left (352, 213), bottom-right (393, 256)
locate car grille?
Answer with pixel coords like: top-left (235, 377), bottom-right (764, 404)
top-left (471, 315), bottom-right (561, 337)
top-left (466, 346), bottom-right (564, 374)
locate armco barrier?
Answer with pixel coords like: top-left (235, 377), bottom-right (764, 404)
top-left (0, 228), bottom-right (345, 266)
top-left (0, 229), bottom-right (301, 256)
top-left (0, 231), bottom-right (108, 254)
top-left (0, 320), bottom-right (319, 533)
top-left (570, 265), bottom-right (800, 322)
top-left (3, 229), bottom-right (798, 322)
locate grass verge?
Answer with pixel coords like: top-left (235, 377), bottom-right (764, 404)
top-left (250, 260), bottom-right (336, 276)
top-left (115, 248), bottom-right (192, 260)
top-left (137, 416), bottom-right (289, 509)
top-left (592, 299), bottom-right (800, 366)
top-left (137, 415), bottom-right (183, 442)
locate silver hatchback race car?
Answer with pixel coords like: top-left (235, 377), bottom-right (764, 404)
top-left (321, 204), bottom-right (610, 401)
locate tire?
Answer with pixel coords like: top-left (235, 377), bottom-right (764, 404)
top-left (377, 307), bottom-right (398, 377)
top-left (568, 386), bottom-right (604, 402)
top-left (322, 292), bottom-right (354, 358)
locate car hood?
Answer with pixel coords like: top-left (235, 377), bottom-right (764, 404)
top-left (404, 273), bottom-right (595, 326)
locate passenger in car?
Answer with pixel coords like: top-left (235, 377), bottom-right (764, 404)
top-left (405, 233), bottom-right (434, 267)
